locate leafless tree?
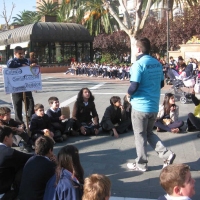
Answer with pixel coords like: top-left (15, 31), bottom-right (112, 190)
top-left (0, 0), bottom-right (15, 30)
top-left (102, 0), bottom-right (153, 62)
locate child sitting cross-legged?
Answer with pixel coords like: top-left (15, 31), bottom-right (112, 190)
top-left (0, 106), bottom-right (32, 152)
top-left (101, 96), bottom-right (132, 138)
top-left (155, 93), bottom-right (184, 133)
top-left (30, 104), bottom-right (63, 144)
top-left (46, 96), bottom-right (73, 140)
top-left (158, 163), bottom-right (195, 200)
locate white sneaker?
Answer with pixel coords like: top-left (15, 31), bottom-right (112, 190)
top-left (127, 163), bottom-right (147, 172)
top-left (163, 153), bottom-right (176, 168)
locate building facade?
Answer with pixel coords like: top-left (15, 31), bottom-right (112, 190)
top-left (0, 22), bottom-right (93, 65)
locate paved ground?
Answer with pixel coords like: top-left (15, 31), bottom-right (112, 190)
top-left (0, 73), bottom-right (200, 200)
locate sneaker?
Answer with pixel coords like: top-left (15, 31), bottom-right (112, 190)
top-left (163, 153), bottom-right (176, 168)
top-left (127, 163), bottom-right (147, 172)
top-left (55, 137), bottom-right (64, 143)
top-left (23, 144), bottom-right (33, 153)
top-left (62, 134), bottom-right (68, 141)
top-left (70, 130), bottom-right (80, 136)
top-left (186, 126), bottom-right (197, 132)
top-left (109, 130), bottom-right (114, 136)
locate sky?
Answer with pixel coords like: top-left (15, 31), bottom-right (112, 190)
top-left (0, 0), bottom-right (36, 24)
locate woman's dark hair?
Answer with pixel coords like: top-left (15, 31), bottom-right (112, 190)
top-left (76, 88), bottom-right (94, 105)
top-left (110, 96), bottom-right (121, 105)
top-left (55, 145), bottom-right (84, 185)
top-left (163, 93), bottom-right (174, 114)
top-left (123, 95), bottom-right (130, 109)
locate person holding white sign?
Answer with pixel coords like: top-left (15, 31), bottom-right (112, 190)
top-left (7, 46), bottom-right (35, 124)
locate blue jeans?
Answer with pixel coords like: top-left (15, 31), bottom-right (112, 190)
top-left (131, 109), bottom-right (173, 169)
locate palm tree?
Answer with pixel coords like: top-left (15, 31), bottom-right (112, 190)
top-left (37, 0), bottom-right (59, 17)
top-left (77, 0), bottom-right (117, 36)
top-left (57, 0), bottom-right (78, 22)
top-left (12, 10), bottom-right (40, 25)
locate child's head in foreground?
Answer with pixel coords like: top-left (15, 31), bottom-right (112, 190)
top-left (0, 107), bottom-right (11, 122)
top-left (160, 164), bottom-right (195, 198)
top-left (82, 174), bottom-right (111, 200)
top-left (48, 96), bottom-right (59, 110)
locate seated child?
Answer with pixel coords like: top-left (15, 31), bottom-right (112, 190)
top-left (82, 174), bottom-right (111, 200)
top-left (101, 96), bottom-right (132, 138)
top-left (43, 145), bottom-right (84, 200)
top-left (46, 96), bottom-right (72, 139)
top-left (187, 89), bottom-right (200, 135)
top-left (121, 95), bottom-right (132, 130)
top-left (155, 93), bottom-right (184, 133)
top-left (0, 107), bottom-right (32, 152)
top-left (158, 163), bottom-right (195, 200)
top-left (71, 88), bottom-right (99, 136)
top-left (30, 104), bottom-right (63, 143)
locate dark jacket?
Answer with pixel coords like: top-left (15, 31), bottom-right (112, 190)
top-left (101, 105), bottom-right (122, 129)
top-left (72, 101), bottom-right (98, 128)
top-left (30, 114), bottom-right (53, 136)
top-left (185, 63), bottom-right (193, 77)
top-left (0, 118), bottom-right (21, 134)
top-left (19, 155), bottom-right (56, 200)
top-left (46, 108), bottom-right (62, 123)
top-left (0, 119), bottom-right (30, 145)
top-left (191, 93), bottom-right (200, 106)
top-left (7, 57), bottom-right (30, 68)
top-left (0, 144), bottom-right (32, 193)
top-left (44, 169), bottom-right (83, 200)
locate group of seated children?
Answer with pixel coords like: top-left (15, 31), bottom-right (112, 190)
top-left (0, 126), bottom-right (112, 200)
top-left (0, 125), bottom-right (195, 200)
top-left (0, 87), bottom-right (132, 152)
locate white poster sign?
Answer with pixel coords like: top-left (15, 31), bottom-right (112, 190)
top-left (3, 66), bottom-right (42, 94)
top-left (0, 65), bottom-right (7, 75)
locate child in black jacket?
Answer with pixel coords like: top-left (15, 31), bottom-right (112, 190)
top-left (71, 88), bottom-right (99, 136)
top-left (187, 90), bottom-right (200, 137)
top-left (46, 96), bottom-right (72, 139)
top-left (101, 96), bottom-right (131, 138)
top-left (30, 104), bottom-right (63, 143)
top-left (0, 107), bottom-right (32, 152)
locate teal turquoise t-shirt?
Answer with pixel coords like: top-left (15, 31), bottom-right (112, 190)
top-left (130, 55), bottom-right (164, 113)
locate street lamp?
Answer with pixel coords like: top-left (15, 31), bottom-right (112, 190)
top-left (166, 0), bottom-right (170, 63)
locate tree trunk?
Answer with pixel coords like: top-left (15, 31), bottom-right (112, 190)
top-left (130, 35), bottom-right (137, 63)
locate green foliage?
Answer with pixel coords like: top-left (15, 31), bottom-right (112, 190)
top-left (100, 52), bottom-right (120, 63)
top-left (100, 53), bottom-right (112, 63)
top-left (12, 10), bottom-right (40, 25)
top-left (37, 0), bottom-right (58, 17)
top-left (76, 0), bottom-right (118, 36)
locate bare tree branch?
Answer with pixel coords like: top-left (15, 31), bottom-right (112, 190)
top-left (7, 2), bottom-right (15, 24)
top-left (134, 0), bottom-right (143, 33)
top-left (118, 0), bottom-right (131, 29)
top-left (102, 0), bottom-right (130, 34)
top-left (139, 0), bottom-right (153, 30)
top-left (0, 0), bottom-right (15, 30)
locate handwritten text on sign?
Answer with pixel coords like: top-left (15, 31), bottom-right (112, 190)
top-left (3, 66), bottom-right (42, 94)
